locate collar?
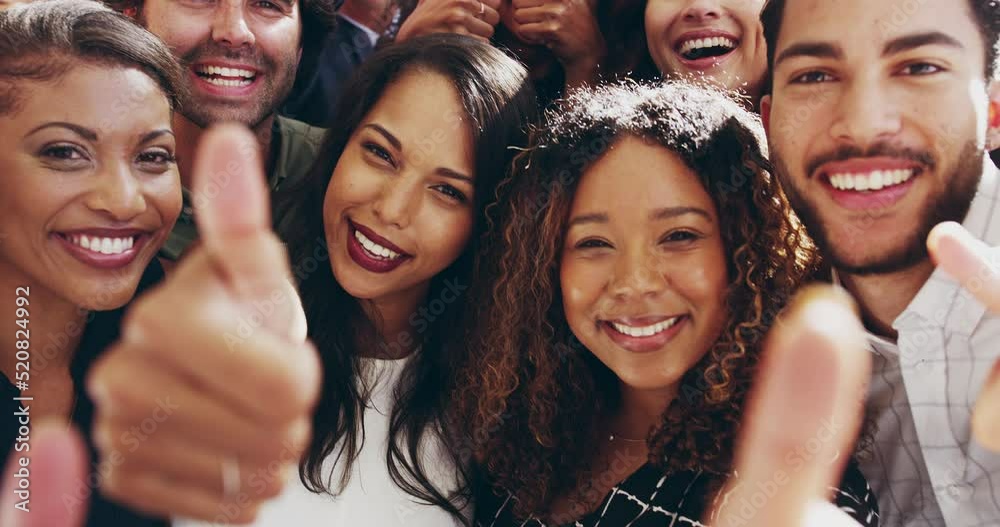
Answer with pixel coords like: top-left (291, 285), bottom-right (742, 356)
top-left (339, 13), bottom-right (380, 47)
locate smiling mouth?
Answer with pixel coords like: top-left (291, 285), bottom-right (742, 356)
top-left (606, 316), bottom-right (686, 338)
top-left (676, 36), bottom-right (738, 61)
top-left (193, 65), bottom-right (258, 88)
top-left (353, 227), bottom-right (405, 261)
top-left (60, 233), bottom-right (138, 255)
top-left (826, 168), bottom-right (919, 192)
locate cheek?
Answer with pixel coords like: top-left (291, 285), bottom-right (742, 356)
top-left (419, 209), bottom-right (473, 266)
top-left (559, 259), bottom-right (606, 327)
top-left (144, 176), bottom-right (183, 224)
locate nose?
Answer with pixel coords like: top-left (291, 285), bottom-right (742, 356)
top-left (84, 163), bottom-right (146, 222)
top-left (212, 1), bottom-right (255, 48)
top-left (608, 246), bottom-right (667, 301)
top-left (681, 0), bottom-right (723, 22)
top-left (372, 176), bottom-right (420, 230)
top-left (829, 75), bottom-right (903, 147)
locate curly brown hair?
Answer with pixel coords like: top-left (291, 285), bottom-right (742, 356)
top-left (449, 80), bottom-right (821, 519)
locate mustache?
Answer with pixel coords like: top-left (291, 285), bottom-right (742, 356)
top-left (180, 42), bottom-right (269, 71)
top-left (804, 143), bottom-right (936, 177)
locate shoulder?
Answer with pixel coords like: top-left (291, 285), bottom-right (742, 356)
top-left (273, 116), bottom-right (329, 190)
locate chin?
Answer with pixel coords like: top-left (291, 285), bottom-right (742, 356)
top-left (69, 281), bottom-right (140, 311)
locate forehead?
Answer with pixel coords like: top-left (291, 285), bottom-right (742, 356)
top-left (3, 64), bottom-right (170, 135)
top-left (363, 70), bottom-right (474, 172)
top-left (572, 136), bottom-right (715, 217)
top-left (777, 0), bottom-right (982, 55)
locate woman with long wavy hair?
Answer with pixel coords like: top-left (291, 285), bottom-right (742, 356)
top-left (453, 81), bottom-right (879, 526)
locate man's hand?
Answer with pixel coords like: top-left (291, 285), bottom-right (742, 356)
top-left (929, 221), bottom-right (1000, 451)
top-left (708, 287), bottom-right (871, 527)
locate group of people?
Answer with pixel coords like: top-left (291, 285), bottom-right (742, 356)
top-left (1, 0), bottom-right (999, 527)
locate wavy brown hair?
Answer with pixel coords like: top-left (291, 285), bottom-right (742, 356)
top-left (449, 80), bottom-right (821, 519)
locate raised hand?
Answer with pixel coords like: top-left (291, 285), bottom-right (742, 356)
top-left (87, 124), bottom-right (321, 522)
top-left (396, 0), bottom-right (501, 42)
top-left (0, 422), bottom-right (89, 527)
top-left (707, 287), bottom-right (871, 527)
top-left (510, 0), bottom-right (605, 87)
top-left (928, 221), bottom-right (1000, 451)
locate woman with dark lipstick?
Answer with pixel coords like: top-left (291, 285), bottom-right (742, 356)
top-left (453, 81), bottom-right (879, 526)
top-left (97, 34), bottom-right (538, 526)
top-left (0, 1), bottom-right (183, 526)
top-left (645, 0), bottom-right (769, 105)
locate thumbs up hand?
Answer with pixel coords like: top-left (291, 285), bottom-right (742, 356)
top-left (87, 124), bottom-right (322, 522)
top-left (707, 287), bottom-right (871, 527)
top-left (928, 222), bottom-right (1000, 452)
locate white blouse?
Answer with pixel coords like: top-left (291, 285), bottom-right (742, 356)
top-left (174, 355), bottom-right (467, 526)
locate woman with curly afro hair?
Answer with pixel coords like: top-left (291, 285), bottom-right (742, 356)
top-left (447, 80), bottom-right (880, 526)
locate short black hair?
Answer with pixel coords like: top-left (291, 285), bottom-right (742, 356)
top-left (761, 0), bottom-right (1000, 93)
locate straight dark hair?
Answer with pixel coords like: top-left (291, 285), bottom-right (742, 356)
top-left (0, 0), bottom-right (184, 116)
top-left (277, 33), bottom-right (537, 523)
top-left (760, 0), bottom-right (1000, 93)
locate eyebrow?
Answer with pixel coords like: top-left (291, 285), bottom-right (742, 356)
top-left (882, 31), bottom-right (964, 56)
top-left (26, 122), bottom-right (98, 141)
top-left (567, 206), bottom-right (713, 229)
top-left (363, 123), bottom-right (473, 184)
top-left (774, 42), bottom-right (843, 67)
top-left (775, 31), bottom-right (965, 68)
top-left (139, 129), bottom-right (175, 144)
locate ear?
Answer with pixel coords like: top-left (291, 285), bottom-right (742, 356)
top-left (760, 94), bottom-right (772, 137)
top-left (988, 81), bottom-right (1000, 152)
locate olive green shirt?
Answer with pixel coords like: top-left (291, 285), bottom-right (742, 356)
top-left (160, 116), bottom-right (327, 261)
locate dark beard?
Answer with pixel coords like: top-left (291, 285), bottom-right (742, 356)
top-left (176, 42), bottom-right (296, 130)
top-left (771, 141), bottom-right (984, 276)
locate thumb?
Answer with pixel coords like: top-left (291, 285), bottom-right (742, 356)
top-left (190, 124), bottom-right (304, 339)
top-left (927, 221), bottom-right (1000, 312)
top-left (973, 359), bottom-right (1000, 451)
top-left (1, 422), bottom-right (89, 527)
top-left (710, 286), bottom-right (870, 527)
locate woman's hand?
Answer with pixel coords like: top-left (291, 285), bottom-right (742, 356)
top-left (397, 0), bottom-right (502, 42)
top-left (511, 0), bottom-right (605, 87)
top-left (87, 124), bottom-right (322, 522)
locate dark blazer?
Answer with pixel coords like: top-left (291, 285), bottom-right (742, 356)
top-left (283, 14), bottom-right (376, 127)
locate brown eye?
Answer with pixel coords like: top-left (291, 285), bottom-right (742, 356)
top-left (363, 142), bottom-right (395, 167)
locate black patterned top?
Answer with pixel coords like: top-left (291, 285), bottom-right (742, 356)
top-left (476, 460), bottom-right (879, 527)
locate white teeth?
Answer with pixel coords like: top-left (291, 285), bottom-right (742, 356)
top-left (828, 169), bottom-right (915, 191)
top-left (196, 65), bottom-right (256, 78)
top-left (67, 235), bottom-right (135, 255)
top-left (680, 36), bottom-right (737, 55)
top-left (353, 229), bottom-right (402, 260)
top-left (202, 76), bottom-right (253, 88)
top-left (610, 317), bottom-right (682, 338)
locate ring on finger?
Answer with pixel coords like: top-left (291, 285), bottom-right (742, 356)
top-left (478, 0), bottom-right (485, 18)
top-left (221, 456), bottom-right (241, 500)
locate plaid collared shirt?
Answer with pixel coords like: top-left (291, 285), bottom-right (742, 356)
top-left (848, 159), bottom-right (1000, 526)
